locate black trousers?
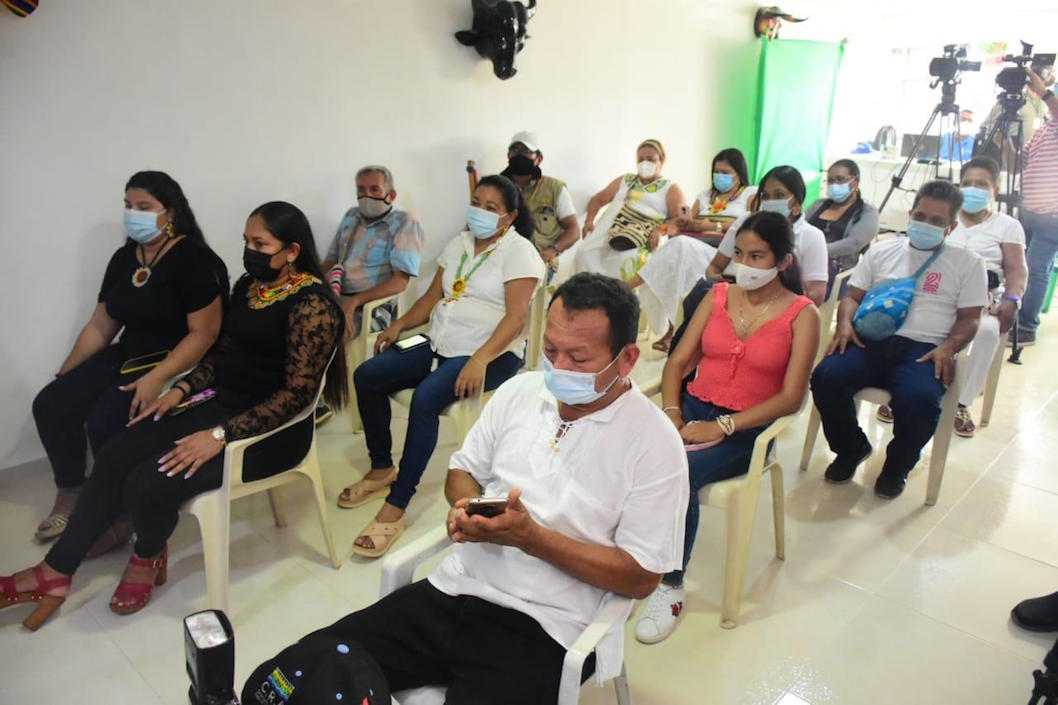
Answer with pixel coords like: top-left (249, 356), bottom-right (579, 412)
top-left (44, 399), bottom-right (312, 575)
top-left (250, 580), bottom-right (583, 705)
top-left (32, 346), bottom-right (147, 489)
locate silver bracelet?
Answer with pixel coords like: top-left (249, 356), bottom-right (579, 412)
top-left (716, 414), bottom-right (736, 436)
top-left (662, 406), bottom-right (681, 414)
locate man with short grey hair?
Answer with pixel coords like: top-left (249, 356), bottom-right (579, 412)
top-left (317, 165), bottom-right (424, 422)
top-left (323, 165), bottom-right (424, 336)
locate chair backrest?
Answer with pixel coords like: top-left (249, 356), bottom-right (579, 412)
top-left (816, 267), bottom-right (856, 361)
top-left (224, 345), bottom-right (338, 486)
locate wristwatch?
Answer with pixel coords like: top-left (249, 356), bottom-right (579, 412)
top-left (1003, 295), bottom-right (1022, 310)
top-left (211, 425), bottom-right (227, 446)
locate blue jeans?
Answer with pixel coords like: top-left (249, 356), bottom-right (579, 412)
top-left (811, 336), bottom-right (945, 477)
top-left (1018, 210), bottom-right (1058, 333)
top-left (664, 393), bottom-right (765, 586)
top-left (353, 345), bottom-right (522, 510)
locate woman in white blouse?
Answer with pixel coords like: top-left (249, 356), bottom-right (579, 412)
top-left (339, 175), bottom-right (545, 557)
top-left (628, 148), bottom-right (756, 349)
top-left (573, 139), bottom-right (687, 281)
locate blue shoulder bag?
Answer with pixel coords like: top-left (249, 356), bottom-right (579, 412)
top-left (852, 245), bottom-right (944, 342)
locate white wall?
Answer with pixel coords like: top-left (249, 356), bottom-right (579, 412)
top-left (0, 0), bottom-right (757, 467)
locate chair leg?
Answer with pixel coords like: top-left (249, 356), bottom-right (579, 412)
top-left (300, 450), bottom-right (341, 569)
top-left (193, 494), bottom-right (231, 614)
top-left (799, 406), bottom-right (822, 471)
top-left (768, 464), bottom-right (785, 561)
top-left (720, 492), bottom-right (757, 629)
top-left (926, 389), bottom-right (958, 506)
top-left (613, 662), bottom-right (632, 705)
top-left (268, 488), bottom-right (287, 528)
top-left (980, 346), bottom-right (1004, 428)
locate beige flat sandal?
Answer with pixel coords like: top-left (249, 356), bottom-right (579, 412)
top-left (350, 517), bottom-right (405, 559)
top-left (337, 468), bottom-right (398, 509)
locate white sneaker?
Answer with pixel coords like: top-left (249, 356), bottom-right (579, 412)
top-left (634, 583), bottom-right (685, 644)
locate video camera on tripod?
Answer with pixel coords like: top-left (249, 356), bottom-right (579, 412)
top-left (929, 44), bottom-right (982, 99)
top-left (995, 41), bottom-right (1056, 116)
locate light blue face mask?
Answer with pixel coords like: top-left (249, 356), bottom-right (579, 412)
top-left (760, 198), bottom-right (792, 217)
top-left (826, 182), bottom-right (852, 202)
top-left (466, 205), bottom-right (507, 239)
top-left (907, 220), bottom-right (946, 250)
top-left (713, 172), bottom-right (735, 192)
top-left (124, 208), bottom-right (165, 243)
top-left (542, 354), bottom-right (621, 405)
top-left (960, 186), bottom-right (991, 214)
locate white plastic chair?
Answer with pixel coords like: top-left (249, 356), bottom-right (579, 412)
top-left (799, 353), bottom-right (965, 506)
top-left (347, 294), bottom-right (400, 433)
top-left (381, 526), bottom-right (633, 705)
top-left (815, 269), bottom-right (856, 363)
top-left (699, 404), bottom-right (803, 629)
top-left (185, 353), bottom-right (341, 613)
top-left (525, 280), bottom-right (555, 371)
top-left (979, 340), bottom-right (1005, 427)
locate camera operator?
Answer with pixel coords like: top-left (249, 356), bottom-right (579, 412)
top-left (1013, 67), bottom-right (1058, 347)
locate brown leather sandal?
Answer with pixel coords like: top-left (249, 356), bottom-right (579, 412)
top-left (337, 468), bottom-right (398, 508)
top-left (350, 517), bottom-right (405, 559)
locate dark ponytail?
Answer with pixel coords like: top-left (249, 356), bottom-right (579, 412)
top-left (248, 201), bottom-right (349, 410)
top-left (737, 211), bottom-right (803, 295)
top-left (476, 174), bottom-right (535, 239)
top-left (125, 171), bottom-right (206, 242)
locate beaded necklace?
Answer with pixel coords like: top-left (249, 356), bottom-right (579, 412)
top-left (446, 229), bottom-right (508, 303)
top-left (247, 271), bottom-right (319, 309)
top-left (131, 230), bottom-right (174, 287)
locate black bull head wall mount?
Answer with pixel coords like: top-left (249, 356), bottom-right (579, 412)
top-left (455, 0), bottom-right (537, 80)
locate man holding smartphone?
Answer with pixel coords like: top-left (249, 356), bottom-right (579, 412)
top-left (246, 274), bottom-right (688, 705)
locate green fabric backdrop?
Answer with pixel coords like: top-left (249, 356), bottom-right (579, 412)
top-left (753, 39), bottom-right (845, 206)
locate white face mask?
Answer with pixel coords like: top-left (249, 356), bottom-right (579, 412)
top-left (734, 263), bottom-right (779, 290)
top-left (637, 160), bottom-right (658, 179)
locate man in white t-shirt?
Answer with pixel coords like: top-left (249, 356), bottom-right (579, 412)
top-left (249, 274), bottom-right (688, 704)
top-left (942, 156), bottom-right (1027, 437)
top-left (811, 181), bottom-right (988, 499)
top-left (500, 131), bottom-right (581, 271)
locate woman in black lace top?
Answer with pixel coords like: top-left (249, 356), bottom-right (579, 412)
top-left (0, 202), bottom-right (347, 629)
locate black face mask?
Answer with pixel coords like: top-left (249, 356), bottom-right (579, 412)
top-left (244, 247), bottom-right (284, 282)
top-left (505, 154), bottom-right (541, 179)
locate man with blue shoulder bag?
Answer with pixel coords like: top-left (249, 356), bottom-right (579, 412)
top-left (810, 181), bottom-right (989, 498)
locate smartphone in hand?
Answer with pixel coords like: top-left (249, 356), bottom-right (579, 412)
top-left (466, 497), bottom-right (508, 518)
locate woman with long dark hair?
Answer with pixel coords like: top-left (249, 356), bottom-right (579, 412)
top-left (339, 175), bottom-right (544, 558)
top-left (635, 211), bottom-right (819, 645)
top-left (31, 171), bottom-right (227, 544)
top-left (1, 201), bottom-right (347, 629)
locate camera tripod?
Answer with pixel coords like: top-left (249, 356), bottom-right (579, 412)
top-left (977, 99), bottom-right (1029, 363)
top-left (878, 94), bottom-right (966, 214)
top-left (1029, 637), bottom-right (1058, 705)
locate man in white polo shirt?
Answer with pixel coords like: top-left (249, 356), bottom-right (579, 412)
top-left (811, 180), bottom-right (988, 499)
top-left (245, 273), bottom-right (688, 705)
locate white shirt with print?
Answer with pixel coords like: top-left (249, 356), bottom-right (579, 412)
top-left (849, 237), bottom-right (989, 346)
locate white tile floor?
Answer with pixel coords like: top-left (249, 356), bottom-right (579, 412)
top-left (2, 318), bottom-right (1057, 704)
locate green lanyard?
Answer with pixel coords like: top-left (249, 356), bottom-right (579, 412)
top-left (449, 235), bottom-right (505, 300)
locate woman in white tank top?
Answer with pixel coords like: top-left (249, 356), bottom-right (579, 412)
top-left (572, 139), bottom-right (687, 281)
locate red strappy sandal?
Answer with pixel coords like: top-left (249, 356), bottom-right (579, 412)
top-left (0, 564), bottom-right (72, 631)
top-left (109, 546), bottom-right (167, 616)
